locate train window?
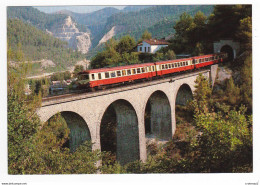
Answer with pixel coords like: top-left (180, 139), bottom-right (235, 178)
top-left (165, 64), bottom-right (168, 69)
top-left (98, 73), bottom-right (101, 79)
top-left (175, 63), bottom-right (177, 67)
top-left (127, 69), bottom-right (131, 75)
top-left (177, 63), bottom-right (180, 67)
top-left (141, 67), bottom-right (145, 73)
top-left (122, 70), bottom-right (126, 76)
top-left (181, 62), bottom-right (183, 67)
top-left (105, 72), bottom-right (110, 78)
top-left (149, 66), bottom-right (152, 71)
top-left (168, 64), bottom-right (171, 69)
top-left (92, 74), bottom-right (95, 80)
top-left (172, 63), bottom-right (174, 68)
top-left (117, 71), bottom-right (121, 77)
top-left (162, 65), bottom-right (165, 69)
top-left (186, 61), bottom-right (188, 65)
top-left (199, 59), bottom-right (202, 63)
top-left (137, 68), bottom-right (141, 73)
top-left (132, 68), bottom-right (136, 74)
top-left (202, 58), bottom-right (204, 62)
top-left (111, 72), bottom-right (116, 78)
top-left (152, 66), bottom-right (155, 71)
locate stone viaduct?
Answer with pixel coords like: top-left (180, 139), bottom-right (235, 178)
top-left (37, 65), bottom-right (218, 165)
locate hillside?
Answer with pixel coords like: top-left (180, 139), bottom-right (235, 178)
top-left (7, 19), bottom-right (86, 74)
top-left (7, 6), bottom-right (214, 60)
top-left (91, 5), bottom-right (214, 49)
top-left (7, 6), bottom-right (67, 31)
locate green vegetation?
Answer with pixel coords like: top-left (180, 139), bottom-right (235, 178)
top-left (7, 6), bottom-right (67, 31)
top-left (7, 19), bottom-right (86, 73)
top-left (168, 5), bottom-right (251, 55)
top-left (91, 36), bottom-right (138, 69)
top-left (91, 31), bottom-right (177, 69)
top-left (8, 5), bottom-right (252, 174)
top-left (124, 73), bottom-right (252, 173)
top-left (91, 5), bottom-right (214, 49)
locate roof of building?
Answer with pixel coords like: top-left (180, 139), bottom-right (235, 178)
top-left (138, 39), bottom-right (170, 46)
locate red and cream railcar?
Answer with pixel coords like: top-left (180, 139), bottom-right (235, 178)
top-left (192, 53), bottom-right (225, 68)
top-left (80, 62), bottom-right (156, 88)
top-left (155, 58), bottom-right (194, 76)
top-left (78, 52), bottom-right (227, 89)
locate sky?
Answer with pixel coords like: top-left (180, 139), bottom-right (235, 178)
top-left (35, 6), bottom-right (126, 14)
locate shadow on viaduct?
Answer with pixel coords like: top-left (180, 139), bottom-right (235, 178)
top-left (37, 66), bottom-right (218, 165)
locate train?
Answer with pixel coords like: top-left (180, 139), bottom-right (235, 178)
top-left (77, 52), bottom-right (228, 91)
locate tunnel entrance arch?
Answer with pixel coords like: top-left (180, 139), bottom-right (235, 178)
top-left (144, 90), bottom-right (172, 140)
top-left (100, 99), bottom-right (139, 165)
top-left (221, 45), bottom-right (234, 61)
top-left (213, 39), bottom-right (240, 60)
top-left (47, 111), bottom-right (91, 152)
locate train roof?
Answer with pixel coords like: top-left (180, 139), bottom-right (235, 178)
top-left (155, 57), bottom-right (192, 65)
top-left (192, 53), bottom-right (216, 59)
top-left (80, 62), bottom-right (155, 74)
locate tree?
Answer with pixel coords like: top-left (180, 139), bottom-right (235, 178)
top-left (192, 42), bottom-right (204, 56)
top-left (172, 12), bottom-right (194, 53)
top-left (193, 105), bottom-right (252, 172)
top-left (237, 16), bottom-right (252, 51)
top-left (15, 42), bottom-right (25, 62)
top-left (8, 63), bottom-right (41, 174)
top-left (190, 73), bottom-right (212, 114)
top-left (240, 54), bottom-right (252, 112)
top-left (116, 35), bottom-right (136, 54)
top-left (141, 30), bottom-right (152, 40)
top-left (121, 52), bottom-right (139, 65)
top-left (192, 11), bottom-right (207, 46)
top-left (73, 65), bottom-right (84, 77)
top-left (208, 5), bottom-right (251, 41)
top-left (225, 77), bottom-right (240, 106)
top-left (63, 71), bottom-right (71, 80)
top-left (165, 50), bottom-right (176, 60)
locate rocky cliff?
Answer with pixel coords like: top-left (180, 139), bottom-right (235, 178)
top-left (47, 16), bottom-right (91, 54)
top-left (97, 26), bottom-right (125, 46)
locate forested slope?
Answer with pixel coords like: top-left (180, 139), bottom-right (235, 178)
top-left (7, 19), bottom-right (86, 72)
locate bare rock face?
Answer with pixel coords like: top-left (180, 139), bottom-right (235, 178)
top-left (47, 16), bottom-right (91, 54)
top-left (98, 26), bottom-right (125, 46)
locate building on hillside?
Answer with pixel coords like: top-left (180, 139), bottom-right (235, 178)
top-left (137, 39), bottom-right (169, 54)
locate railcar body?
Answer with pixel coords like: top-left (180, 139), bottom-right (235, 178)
top-left (78, 53), bottom-right (227, 89)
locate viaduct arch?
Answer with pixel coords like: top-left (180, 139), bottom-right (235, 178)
top-left (37, 67), bottom-right (217, 165)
